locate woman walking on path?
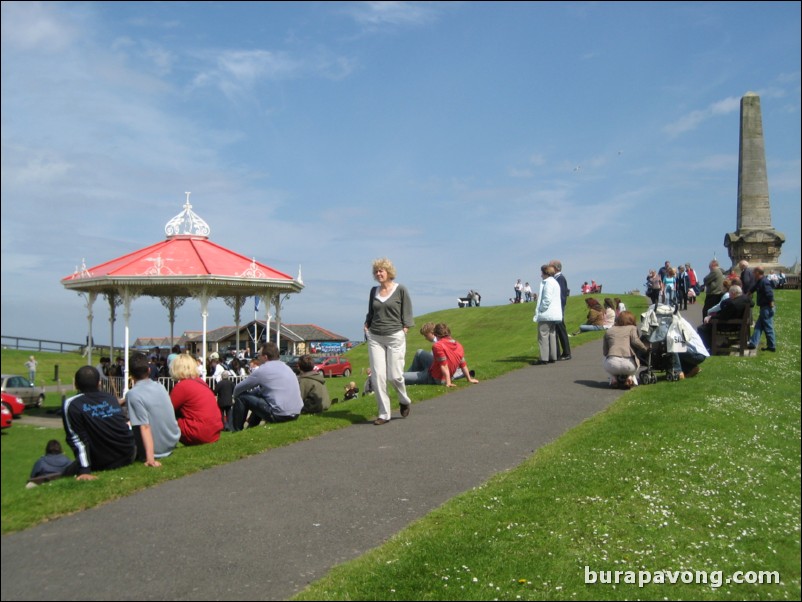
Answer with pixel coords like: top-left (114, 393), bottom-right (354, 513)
top-left (364, 258), bottom-right (414, 425)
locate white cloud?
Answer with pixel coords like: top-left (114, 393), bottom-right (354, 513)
top-left (663, 95), bottom-right (741, 137)
top-left (345, 1), bottom-right (438, 28)
top-left (191, 48), bottom-right (354, 100)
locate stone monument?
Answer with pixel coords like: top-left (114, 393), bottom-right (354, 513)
top-left (724, 92), bottom-right (785, 271)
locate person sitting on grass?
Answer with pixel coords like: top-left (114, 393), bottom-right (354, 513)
top-left (570, 297), bottom-right (605, 335)
top-left (406, 322), bottom-right (437, 373)
top-left (61, 365), bottom-right (136, 481)
top-left (169, 353), bottom-right (223, 445)
top-left (297, 354), bottom-right (331, 414)
top-left (403, 323), bottom-right (479, 387)
top-left (26, 440), bottom-right (73, 488)
top-left (126, 352), bottom-right (180, 467)
top-left (230, 342), bottom-right (304, 430)
top-left (343, 381), bottom-right (359, 401)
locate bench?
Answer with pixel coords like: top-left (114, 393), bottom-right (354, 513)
top-left (710, 304), bottom-right (755, 356)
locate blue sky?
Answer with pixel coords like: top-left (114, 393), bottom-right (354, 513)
top-left (2, 1), bottom-right (800, 344)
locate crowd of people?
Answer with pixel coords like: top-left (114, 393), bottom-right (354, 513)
top-left (25, 255), bottom-right (783, 486)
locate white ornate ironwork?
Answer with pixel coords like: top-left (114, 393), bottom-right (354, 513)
top-left (141, 253), bottom-right (177, 276)
top-left (236, 258), bottom-right (267, 279)
top-left (73, 258), bottom-right (93, 279)
top-left (164, 192), bottom-right (211, 238)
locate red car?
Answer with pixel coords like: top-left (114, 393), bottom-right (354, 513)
top-left (1, 404), bottom-right (12, 429)
top-left (1, 391), bottom-right (26, 419)
top-left (313, 356), bottom-right (352, 377)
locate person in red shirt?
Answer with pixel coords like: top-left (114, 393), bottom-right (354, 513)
top-left (403, 323), bottom-right (479, 387)
top-left (169, 354), bottom-right (222, 445)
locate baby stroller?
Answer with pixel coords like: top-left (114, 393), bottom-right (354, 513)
top-left (638, 303), bottom-right (682, 384)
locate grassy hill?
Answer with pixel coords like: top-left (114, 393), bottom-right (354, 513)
top-left (1, 293), bottom-right (645, 533)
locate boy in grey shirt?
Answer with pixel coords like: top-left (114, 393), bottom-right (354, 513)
top-left (125, 353), bottom-right (181, 466)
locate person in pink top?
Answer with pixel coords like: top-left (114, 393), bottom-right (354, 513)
top-left (169, 354), bottom-right (222, 445)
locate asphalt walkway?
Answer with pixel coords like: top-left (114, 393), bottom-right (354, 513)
top-left (1, 303), bottom-right (703, 601)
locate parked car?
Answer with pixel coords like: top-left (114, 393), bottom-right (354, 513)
top-left (1, 391), bottom-right (26, 418)
top-left (1, 404), bottom-right (12, 429)
top-left (313, 356), bottom-right (352, 377)
top-left (1, 374), bottom-right (45, 408)
top-left (280, 355), bottom-right (301, 374)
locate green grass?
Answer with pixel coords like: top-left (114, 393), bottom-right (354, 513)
top-left (1, 293), bottom-right (646, 534)
top-left (5, 293), bottom-right (798, 601)
top-left (0, 348), bottom-right (88, 388)
top-left (292, 291), bottom-right (801, 601)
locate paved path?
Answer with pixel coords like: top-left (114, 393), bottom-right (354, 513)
top-left (1, 304), bottom-right (703, 601)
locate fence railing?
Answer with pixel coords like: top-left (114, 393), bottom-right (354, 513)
top-left (2, 335), bottom-right (126, 356)
top-left (99, 375), bottom-right (248, 397)
top-left (2, 336), bottom-right (86, 354)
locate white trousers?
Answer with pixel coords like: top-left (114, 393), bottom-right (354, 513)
top-left (367, 330), bottom-right (411, 420)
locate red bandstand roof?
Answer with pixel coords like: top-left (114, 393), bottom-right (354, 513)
top-left (61, 198), bottom-right (302, 298)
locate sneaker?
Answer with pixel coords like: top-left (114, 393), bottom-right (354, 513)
top-left (746, 342), bottom-right (756, 350)
top-left (373, 418), bottom-right (389, 425)
top-left (400, 403), bottom-right (411, 418)
top-left (761, 347), bottom-right (776, 352)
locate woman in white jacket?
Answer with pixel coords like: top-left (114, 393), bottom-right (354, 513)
top-left (533, 264), bottom-right (563, 365)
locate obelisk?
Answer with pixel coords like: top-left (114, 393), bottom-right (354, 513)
top-left (724, 92), bottom-right (785, 270)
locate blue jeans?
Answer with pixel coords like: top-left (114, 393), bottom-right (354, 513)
top-left (403, 370), bottom-right (439, 385)
top-left (671, 350), bottom-right (706, 373)
top-left (750, 306), bottom-right (776, 349)
top-left (407, 349), bottom-right (433, 373)
top-left (231, 392), bottom-right (297, 431)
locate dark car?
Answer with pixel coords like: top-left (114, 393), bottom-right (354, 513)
top-left (281, 355), bottom-right (301, 374)
top-left (313, 356), bottom-right (352, 378)
top-left (1, 374), bottom-right (45, 408)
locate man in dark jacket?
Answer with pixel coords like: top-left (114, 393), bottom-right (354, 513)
top-left (62, 366), bottom-right (136, 481)
top-left (747, 267), bottom-right (777, 352)
top-left (738, 260), bottom-right (756, 295)
top-left (696, 285), bottom-right (753, 352)
top-left (702, 260), bottom-right (726, 318)
top-left (550, 260), bottom-right (572, 360)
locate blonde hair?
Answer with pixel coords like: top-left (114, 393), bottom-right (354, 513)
top-left (170, 353), bottom-right (199, 380)
top-left (372, 257), bottom-right (397, 280)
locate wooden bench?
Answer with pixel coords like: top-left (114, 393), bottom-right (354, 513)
top-left (710, 304), bottom-right (755, 356)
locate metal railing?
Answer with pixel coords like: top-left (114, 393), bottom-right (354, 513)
top-left (98, 375), bottom-right (248, 397)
